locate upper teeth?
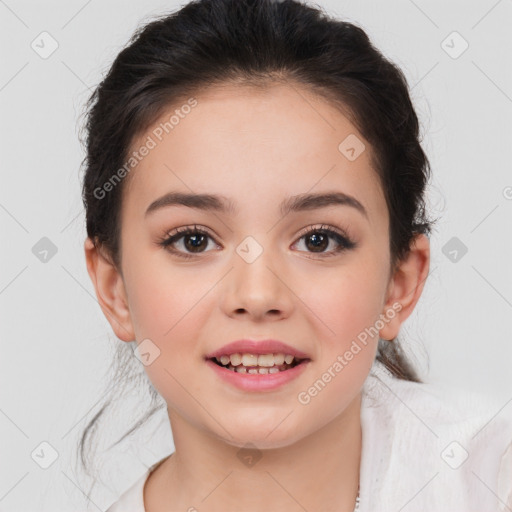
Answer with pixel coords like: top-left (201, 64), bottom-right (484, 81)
top-left (216, 353), bottom-right (296, 367)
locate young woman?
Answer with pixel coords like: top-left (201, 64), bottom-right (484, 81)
top-left (79, 0), bottom-right (512, 510)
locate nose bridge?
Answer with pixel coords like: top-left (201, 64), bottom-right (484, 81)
top-left (222, 234), bottom-right (291, 318)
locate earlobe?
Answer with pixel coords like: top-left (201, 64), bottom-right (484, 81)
top-left (379, 233), bottom-right (430, 341)
top-left (84, 237), bottom-right (135, 342)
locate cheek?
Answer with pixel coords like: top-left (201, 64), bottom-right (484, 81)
top-left (125, 246), bottom-right (207, 341)
top-left (293, 268), bottom-right (383, 421)
top-left (304, 264), bottom-right (386, 350)
top-left (123, 261), bottom-right (213, 393)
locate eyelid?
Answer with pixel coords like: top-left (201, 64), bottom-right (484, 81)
top-left (163, 224), bottom-right (216, 239)
top-left (295, 223), bottom-right (351, 240)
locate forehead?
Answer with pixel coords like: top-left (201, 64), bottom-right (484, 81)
top-left (123, 82), bottom-right (386, 224)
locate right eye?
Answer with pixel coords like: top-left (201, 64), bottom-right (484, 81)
top-left (291, 223), bottom-right (357, 258)
top-left (157, 225), bottom-right (220, 259)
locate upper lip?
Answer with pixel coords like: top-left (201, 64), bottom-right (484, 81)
top-left (205, 339), bottom-right (311, 360)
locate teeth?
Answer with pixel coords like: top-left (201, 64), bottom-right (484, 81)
top-left (257, 354), bottom-right (274, 367)
top-left (225, 363), bottom-right (296, 374)
top-left (230, 353), bottom-right (242, 366)
top-left (215, 352), bottom-right (298, 368)
top-left (241, 354), bottom-right (259, 367)
top-left (273, 353), bottom-right (285, 365)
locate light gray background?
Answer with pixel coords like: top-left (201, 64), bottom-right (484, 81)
top-left (1, 0), bottom-right (511, 510)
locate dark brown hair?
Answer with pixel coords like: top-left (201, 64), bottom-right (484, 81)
top-left (78, 0), bottom-right (436, 477)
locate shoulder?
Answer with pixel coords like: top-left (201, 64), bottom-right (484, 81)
top-left (366, 360), bottom-right (510, 417)
top-left (360, 360), bottom-right (512, 511)
top-left (106, 470), bottom-right (149, 512)
top-left (362, 359), bottom-right (512, 440)
top-left (106, 454), bottom-right (172, 512)
top-left (106, 454), bottom-right (171, 512)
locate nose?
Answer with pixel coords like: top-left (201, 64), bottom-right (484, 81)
top-left (220, 243), bottom-right (294, 322)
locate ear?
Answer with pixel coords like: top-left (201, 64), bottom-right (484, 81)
top-left (379, 233), bottom-right (430, 341)
top-left (84, 237), bottom-right (135, 342)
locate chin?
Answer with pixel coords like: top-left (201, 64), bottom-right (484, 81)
top-left (214, 421), bottom-right (309, 451)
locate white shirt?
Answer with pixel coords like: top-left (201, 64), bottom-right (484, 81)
top-left (106, 359), bottom-right (512, 511)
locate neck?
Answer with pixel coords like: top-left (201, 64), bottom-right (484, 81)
top-left (144, 392), bottom-right (362, 512)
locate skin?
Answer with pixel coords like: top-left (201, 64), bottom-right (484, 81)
top-left (84, 82), bottom-right (430, 512)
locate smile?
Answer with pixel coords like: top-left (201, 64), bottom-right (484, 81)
top-left (206, 353), bottom-right (311, 391)
top-left (210, 352), bottom-right (307, 374)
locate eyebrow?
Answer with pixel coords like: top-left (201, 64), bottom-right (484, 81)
top-left (145, 191), bottom-right (368, 220)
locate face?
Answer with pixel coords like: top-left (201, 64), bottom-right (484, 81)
top-left (99, 82), bottom-right (404, 448)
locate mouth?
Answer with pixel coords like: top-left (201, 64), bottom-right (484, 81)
top-left (207, 353), bottom-right (311, 374)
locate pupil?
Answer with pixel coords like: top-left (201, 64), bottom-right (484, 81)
top-left (186, 234), bottom-right (206, 251)
top-left (307, 233), bottom-right (327, 252)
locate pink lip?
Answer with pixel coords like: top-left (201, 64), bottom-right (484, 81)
top-left (205, 358), bottom-right (311, 392)
top-left (204, 339), bottom-right (311, 359)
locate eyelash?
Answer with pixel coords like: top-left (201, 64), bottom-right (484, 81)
top-left (157, 223), bottom-right (357, 260)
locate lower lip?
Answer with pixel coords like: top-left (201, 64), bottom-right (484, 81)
top-left (206, 359), bottom-right (311, 392)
